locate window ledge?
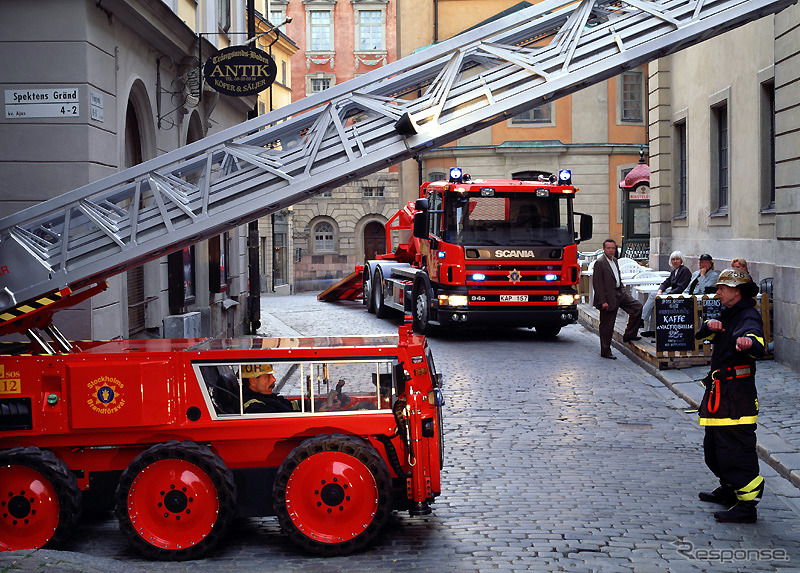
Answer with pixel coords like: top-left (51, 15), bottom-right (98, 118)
top-left (354, 50), bottom-right (387, 56)
top-left (710, 210), bottom-right (729, 218)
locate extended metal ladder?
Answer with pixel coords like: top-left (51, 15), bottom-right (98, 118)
top-left (0, 0), bottom-right (794, 322)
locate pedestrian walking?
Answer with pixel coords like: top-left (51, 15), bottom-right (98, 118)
top-left (696, 268), bottom-right (765, 523)
top-left (592, 238), bottom-right (643, 359)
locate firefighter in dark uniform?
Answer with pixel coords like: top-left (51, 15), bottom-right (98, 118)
top-left (695, 268), bottom-right (766, 523)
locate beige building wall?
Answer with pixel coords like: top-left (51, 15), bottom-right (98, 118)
top-left (648, 3), bottom-right (800, 370)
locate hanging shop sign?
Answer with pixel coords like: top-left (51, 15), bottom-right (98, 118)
top-left (203, 46), bottom-right (276, 97)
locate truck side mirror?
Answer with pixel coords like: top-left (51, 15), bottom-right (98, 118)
top-left (575, 212), bottom-right (593, 243)
top-left (413, 213), bottom-right (429, 239)
top-left (413, 198), bottom-right (429, 239)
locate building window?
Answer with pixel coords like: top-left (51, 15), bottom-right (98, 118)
top-left (712, 103), bottom-right (729, 214)
top-left (512, 103), bottom-right (552, 124)
top-left (217, 0), bottom-right (231, 33)
top-left (312, 77), bottom-right (330, 92)
top-left (320, 189), bottom-right (333, 198)
top-left (428, 171), bottom-right (446, 182)
top-left (363, 186), bottom-right (384, 197)
top-left (309, 10), bottom-right (333, 52)
top-left (761, 80), bottom-right (776, 211)
top-left (273, 212), bottom-right (289, 286)
top-left (621, 71), bottom-right (643, 122)
top-left (208, 233), bottom-right (229, 294)
top-left (356, 10), bottom-right (384, 51)
top-left (314, 221), bottom-right (335, 252)
top-left (281, 60), bottom-right (287, 85)
top-left (676, 121), bottom-right (687, 217)
top-left (168, 246), bottom-right (197, 314)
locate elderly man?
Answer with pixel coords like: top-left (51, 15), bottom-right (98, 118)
top-left (685, 253), bottom-right (721, 295)
top-left (696, 268), bottom-right (765, 523)
top-left (592, 238), bottom-right (643, 359)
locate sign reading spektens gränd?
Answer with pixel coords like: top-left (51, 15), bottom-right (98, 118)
top-left (5, 88), bottom-right (79, 118)
top-left (203, 46), bottom-right (277, 97)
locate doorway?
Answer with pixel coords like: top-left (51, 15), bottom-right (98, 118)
top-left (363, 221), bottom-right (385, 262)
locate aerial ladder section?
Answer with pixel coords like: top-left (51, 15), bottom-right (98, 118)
top-left (0, 0), bottom-right (795, 336)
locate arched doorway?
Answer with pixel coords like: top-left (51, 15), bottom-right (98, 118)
top-left (125, 99), bottom-right (146, 337)
top-left (363, 221), bottom-right (385, 261)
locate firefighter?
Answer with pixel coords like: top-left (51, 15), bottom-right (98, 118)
top-left (695, 268), bottom-right (765, 523)
top-left (240, 364), bottom-right (295, 413)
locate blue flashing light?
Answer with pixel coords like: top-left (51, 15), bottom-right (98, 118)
top-left (472, 273), bottom-right (486, 281)
top-left (449, 167), bottom-right (463, 182)
top-left (437, 251), bottom-right (446, 259)
top-left (544, 273), bottom-right (558, 282)
top-left (558, 169), bottom-right (572, 185)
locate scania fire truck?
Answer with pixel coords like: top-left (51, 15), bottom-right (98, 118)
top-left (359, 169), bottom-right (592, 337)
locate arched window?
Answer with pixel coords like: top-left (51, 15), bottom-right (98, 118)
top-left (314, 221), bottom-right (335, 252)
top-left (428, 171), bottom-right (446, 182)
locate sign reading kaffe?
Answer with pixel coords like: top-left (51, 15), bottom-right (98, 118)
top-left (203, 46), bottom-right (277, 97)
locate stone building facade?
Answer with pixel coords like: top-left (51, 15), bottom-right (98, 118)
top-left (647, 2), bottom-right (800, 371)
top-left (0, 0), bottom-right (254, 340)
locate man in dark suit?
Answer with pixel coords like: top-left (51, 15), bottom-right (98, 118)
top-left (592, 238), bottom-right (643, 359)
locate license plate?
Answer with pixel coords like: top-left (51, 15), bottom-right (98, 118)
top-left (500, 295), bottom-right (528, 302)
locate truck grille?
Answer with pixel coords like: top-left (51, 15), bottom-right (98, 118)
top-left (465, 261), bottom-right (569, 290)
top-left (0, 398), bottom-right (32, 431)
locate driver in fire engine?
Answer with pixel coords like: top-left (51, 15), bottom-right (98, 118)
top-left (695, 268), bottom-right (765, 523)
top-left (240, 364), bottom-right (296, 413)
top-left (240, 364), bottom-right (346, 413)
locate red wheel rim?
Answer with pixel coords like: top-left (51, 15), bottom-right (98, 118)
top-left (285, 451), bottom-right (378, 543)
top-left (126, 459), bottom-right (220, 550)
top-left (0, 465), bottom-right (61, 551)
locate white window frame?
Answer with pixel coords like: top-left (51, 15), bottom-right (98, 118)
top-left (313, 221), bottom-right (336, 252)
top-left (306, 73), bottom-right (336, 96)
top-left (217, 0), bottom-right (231, 33)
top-left (354, 2), bottom-right (388, 54)
top-left (306, 3), bottom-right (336, 54)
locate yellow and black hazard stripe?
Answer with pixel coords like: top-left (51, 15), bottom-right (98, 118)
top-left (0, 287), bottom-right (72, 326)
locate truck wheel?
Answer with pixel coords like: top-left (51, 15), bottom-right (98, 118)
top-left (373, 268), bottom-right (390, 318)
top-left (363, 264), bottom-right (375, 313)
top-left (535, 323), bottom-right (561, 338)
top-left (412, 283), bottom-right (434, 335)
top-left (115, 441), bottom-right (236, 561)
top-left (273, 434), bottom-right (392, 556)
top-left (0, 446), bottom-right (81, 551)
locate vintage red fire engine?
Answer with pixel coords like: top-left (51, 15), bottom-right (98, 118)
top-left (0, 321), bottom-right (444, 559)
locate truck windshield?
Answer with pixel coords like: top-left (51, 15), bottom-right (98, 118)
top-left (443, 192), bottom-right (574, 246)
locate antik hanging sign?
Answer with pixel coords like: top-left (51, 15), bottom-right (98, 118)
top-left (203, 46), bottom-right (277, 97)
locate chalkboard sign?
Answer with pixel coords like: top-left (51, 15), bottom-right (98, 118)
top-left (701, 296), bottom-right (723, 322)
top-left (655, 296), bottom-right (697, 352)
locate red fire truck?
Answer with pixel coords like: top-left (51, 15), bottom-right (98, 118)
top-left (357, 169), bottom-right (592, 337)
top-left (0, 320), bottom-right (444, 559)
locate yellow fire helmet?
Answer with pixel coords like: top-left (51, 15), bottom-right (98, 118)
top-left (240, 364), bottom-right (275, 378)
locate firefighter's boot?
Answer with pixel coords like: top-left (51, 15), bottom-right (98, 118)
top-left (713, 476), bottom-right (763, 523)
top-left (714, 501), bottom-right (757, 523)
top-left (698, 485), bottom-right (736, 506)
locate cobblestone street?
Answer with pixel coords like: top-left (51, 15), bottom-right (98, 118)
top-left (3, 294), bottom-right (800, 572)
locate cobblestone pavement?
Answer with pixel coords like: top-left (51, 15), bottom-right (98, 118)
top-left (3, 294), bottom-right (799, 572)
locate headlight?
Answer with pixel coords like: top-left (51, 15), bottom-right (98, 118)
top-left (438, 294), bottom-right (468, 307)
top-left (557, 294), bottom-right (577, 306)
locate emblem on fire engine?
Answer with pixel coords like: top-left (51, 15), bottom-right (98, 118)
top-left (87, 375), bottom-right (125, 414)
top-left (507, 269), bottom-right (522, 284)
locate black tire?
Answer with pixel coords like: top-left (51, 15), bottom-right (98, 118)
top-left (115, 440), bottom-right (236, 561)
top-left (535, 323), bottom-right (562, 338)
top-left (412, 281), bottom-right (435, 335)
top-left (363, 264), bottom-right (375, 313)
top-left (373, 268), bottom-right (390, 318)
top-left (0, 446), bottom-right (82, 551)
top-left (273, 434), bottom-right (392, 556)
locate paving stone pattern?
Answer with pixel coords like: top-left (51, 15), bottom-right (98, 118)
top-left (3, 295), bottom-right (799, 572)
